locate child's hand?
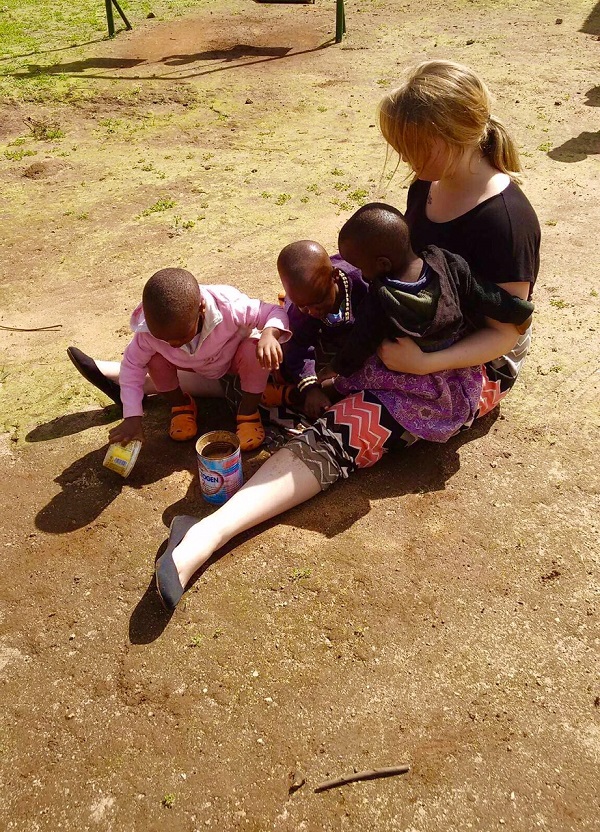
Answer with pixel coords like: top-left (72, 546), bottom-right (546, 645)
top-left (109, 416), bottom-right (144, 446)
top-left (303, 386), bottom-right (331, 420)
top-left (257, 328), bottom-right (283, 371)
top-left (317, 364), bottom-right (337, 383)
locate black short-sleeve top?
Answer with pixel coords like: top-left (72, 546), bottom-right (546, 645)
top-left (405, 179), bottom-right (541, 298)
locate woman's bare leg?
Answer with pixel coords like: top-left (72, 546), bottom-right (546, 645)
top-left (93, 360), bottom-right (224, 398)
top-left (172, 448), bottom-right (321, 586)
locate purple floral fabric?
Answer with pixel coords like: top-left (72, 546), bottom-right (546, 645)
top-left (334, 355), bottom-right (483, 443)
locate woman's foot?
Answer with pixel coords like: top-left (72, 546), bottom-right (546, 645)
top-left (236, 410), bottom-right (265, 451)
top-left (155, 515), bottom-right (199, 610)
top-left (67, 346), bottom-right (122, 407)
top-left (169, 393), bottom-right (198, 441)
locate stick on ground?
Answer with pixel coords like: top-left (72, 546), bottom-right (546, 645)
top-left (314, 764), bottom-right (410, 793)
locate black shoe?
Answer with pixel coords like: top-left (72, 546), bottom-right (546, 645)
top-left (67, 346), bottom-right (122, 407)
top-left (155, 515), bottom-right (199, 611)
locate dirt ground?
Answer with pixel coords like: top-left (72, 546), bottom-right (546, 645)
top-left (1, 0), bottom-right (599, 829)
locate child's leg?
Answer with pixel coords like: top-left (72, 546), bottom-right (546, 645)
top-left (148, 354), bottom-right (198, 441)
top-left (230, 339), bottom-right (270, 450)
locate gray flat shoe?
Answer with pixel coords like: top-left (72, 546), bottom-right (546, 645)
top-left (155, 515), bottom-right (199, 611)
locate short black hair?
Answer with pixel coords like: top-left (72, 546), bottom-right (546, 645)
top-left (338, 202), bottom-right (412, 265)
top-left (142, 268), bottom-right (200, 326)
top-left (277, 240), bottom-right (331, 290)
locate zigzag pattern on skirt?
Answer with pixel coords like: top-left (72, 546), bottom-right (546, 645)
top-left (286, 391), bottom-right (406, 490)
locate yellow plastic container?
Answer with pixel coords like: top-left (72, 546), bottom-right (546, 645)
top-left (103, 440), bottom-right (142, 478)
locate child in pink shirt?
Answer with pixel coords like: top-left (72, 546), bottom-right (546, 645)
top-left (109, 268), bottom-right (291, 451)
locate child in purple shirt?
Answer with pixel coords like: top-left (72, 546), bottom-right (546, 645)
top-left (267, 242), bottom-right (368, 420)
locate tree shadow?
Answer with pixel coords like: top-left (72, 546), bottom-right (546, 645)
top-left (0, 37), bottom-right (109, 64)
top-left (10, 57), bottom-right (146, 75)
top-left (547, 129), bottom-right (600, 162)
top-left (129, 409), bottom-right (499, 644)
top-left (6, 40), bottom-right (333, 83)
top-left (583, 86), bottom-right (600, 106)
top-left (580, 2), bottom-right (600, 35)
top-left (161, 44), bottom-right (293, 66)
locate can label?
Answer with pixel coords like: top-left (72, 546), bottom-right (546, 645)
top-left (103, 440), bottom-right (142, 478)
top-left (196, 430), bottom-right (243, 505)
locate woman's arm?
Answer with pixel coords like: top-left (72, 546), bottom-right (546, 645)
top-left (378, 281), bottom-right (530, 375)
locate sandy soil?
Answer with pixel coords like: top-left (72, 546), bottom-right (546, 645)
top-left (0, 1), bottom-right (599, 829)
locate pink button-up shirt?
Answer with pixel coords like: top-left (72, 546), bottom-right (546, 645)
top-left (120, 284), bottom-right (290, 417)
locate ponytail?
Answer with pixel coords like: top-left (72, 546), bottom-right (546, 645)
top-left (481, 115), bottom-right (522, 182)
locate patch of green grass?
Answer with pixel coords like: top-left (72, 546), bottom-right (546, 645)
top-left (3, 147), bottom-right (36, 161)
top-left (331, 167), bottom-right (344, 176)
top-left (317, 105), bottom-right (327, 112)
top-left (260, 191), bottom-right (271, 199)
top-left (27, 118), bottom-right (64, 141)
top-left (290, 567), bottom-right (312, 582)
top-left (213, 628), bottom-right (224, 639)
top-left (98, 117), bottom-right (126, 134)
top-left (590, 289), bottom-right (598, 298)
top-left (545, 219), bottom-right (557, 226)
top-left (189, 634), bottom-right (203, 647)
top-left (162, 793), bottom-right (176, 809)
top-left (306, 183), bottom-right (321, 195)
top-left (139, 196), bottom-right (176, 217)
top-left (275, 193), bottom-right (291, 205)
top-left (537, 141), bottom-right (552, 152)
top-left (331, 198), bottom-right (351, 212)
top-left (300, 196), bottom-right (309, 203)
top-left (333, 182), bottom-right (350, 192)
top-left (347, 188), bottom-right (368, 205)
top-left (549, 298), bottom-right (569, 309)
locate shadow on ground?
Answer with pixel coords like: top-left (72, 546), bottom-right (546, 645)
top-left (6, 41), bottom-right (333, 82)
top-left (129, 409), bottom-right (499, 644)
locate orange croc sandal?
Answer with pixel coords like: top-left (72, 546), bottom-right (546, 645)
top-left (236, 411), bottom-right (265, 451)
top-left (169, 393), bottom-right (198, 441)
top-left (261, 381), bottom-right (294, 408)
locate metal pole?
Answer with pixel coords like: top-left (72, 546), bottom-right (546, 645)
top-left (112, 0), bottom-right (132, 30)
top-left (105, 0), bottom-right (115, 37)
top-left (335, 0), bottom-right (345, 43)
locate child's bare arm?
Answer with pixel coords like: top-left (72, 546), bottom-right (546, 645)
top-left (256, 327), bottom-right (283, 371)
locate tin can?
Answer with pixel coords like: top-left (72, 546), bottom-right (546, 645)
top-left (103, 440), bottom-right (142, 478)
top-left (196, 430), bottom-right (243, 505)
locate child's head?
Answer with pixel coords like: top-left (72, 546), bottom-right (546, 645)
top-left (337, 203), bottom-right (413, 281)
top-left (277, 240), bottom-right (340, 318)
top-left (378, 59), bottom-right (521, 181)
top-left (142, 268), bottom-right (204, 347)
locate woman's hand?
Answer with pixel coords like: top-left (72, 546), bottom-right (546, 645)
top-left (378, 337), bottom-right (433, 375)
top-left (257, 328), bottom-right (283, 371)
top-left (379, 318), bottom-right (523, 376)
top-left (109, 416), bottom-right (144, 446)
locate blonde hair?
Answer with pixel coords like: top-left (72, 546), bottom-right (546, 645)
top-left (378, 60), bottom-right (522, 182)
